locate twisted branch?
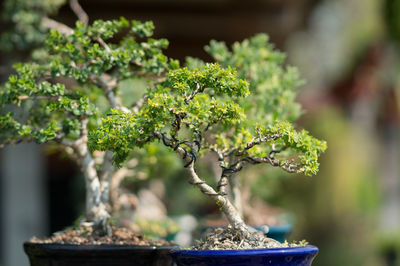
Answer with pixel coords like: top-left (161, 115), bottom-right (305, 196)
top-left (185, 83), bottom-right (204, 104)
top-left (69, 0), bottom-right (89, 27)
top-left (235, 132), bottom-right (281, 156)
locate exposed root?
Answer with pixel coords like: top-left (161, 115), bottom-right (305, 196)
top-left (193, 226), bottom-right (282, 250)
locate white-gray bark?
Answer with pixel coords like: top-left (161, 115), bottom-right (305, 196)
top-left (61, 119), bottom-right (112, 235)
top-left (75, 139), bottom-right (110, 235)
top-left (186, 163), bottom-right (251, 237)
top-left (230, 173), bottom-right (243, 218)
top-left (100, 151), bottom-right (114, 204)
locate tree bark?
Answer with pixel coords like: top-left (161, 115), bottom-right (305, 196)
top-left (74, 137), bottom-right (111, 236)
top-left (186, 164), bottom-right (251, 237)
top-left (100, 150), bottom-right (114, 204)
top-left (229, 173), bottom-right (243, 218)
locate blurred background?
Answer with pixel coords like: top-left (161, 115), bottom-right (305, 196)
top-left (1, 0), bottom-right (400, 265)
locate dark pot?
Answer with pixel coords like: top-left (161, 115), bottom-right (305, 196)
top-left (24, 242), bottom-right (176, 266)
top-left (171, 246), bottom-right (318, 266)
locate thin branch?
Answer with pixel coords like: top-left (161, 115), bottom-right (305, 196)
top-left (185, 83), bottom-right (204, 103)
top-left (235, 132), bottom-right (281, 156)
top-left (153, 132), bottom-right (195, 167)
top-left (95, 35), bottom-right (111, 53)
top-left (41, 17), bottom-right (73, 35)
top-left (132, 96), bottom-right (147, 113)
top-left (60, 138), bottom-right (79, 147)
top-left (91, 75), bottom-right (118, 108)
top-left (69, 0), bottom-right (89, 27)
top-left (238, 156), bottom-right (300, 173)
top-left (217, 161), bottom-right (243, 196)
top-left (17, 95), bottom-right (60, 101)
top-left (268, 145), bottom-right (287, 159)
top-left (90, 75), bottom-right (129, 112)
top-left (169, 109), bottom-right (183, 138)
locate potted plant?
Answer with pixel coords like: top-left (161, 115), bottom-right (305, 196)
top-left (90, 52), bottom-right (327, 266)
top-left (0, 9), bottom-right (180, 265)
top-left (186, 34), bottom-right (302, 242)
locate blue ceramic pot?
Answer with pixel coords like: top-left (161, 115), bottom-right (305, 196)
top-left (171, 246), bottom-right (318, 266)
top-left (253, 224), bottom-right (292, 243)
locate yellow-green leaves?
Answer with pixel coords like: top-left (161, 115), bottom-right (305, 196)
top-left (261, 121), bottom-right (327, 175)
top-left (90, 64), bottom-right (250, 164)
top-left (183, 34), bottom-right (327, 177)
top-left (165, 63), bottom-right (249, 98)
top-left (193, 34), bottom-right (303, 124)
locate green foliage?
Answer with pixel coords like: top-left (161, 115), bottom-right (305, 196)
top-left (385, 0), bottom-right (400, 43)
top-left (91, 58), bottom-right (326, 175)
top-left (187, 34), bottom-right (303, 124)
top-left (0, 18), bottom-right (173, 147)
top-left (183, 34), bottom-right (325, 176)
top-left (261, 121), bottom-right (327, 175)
top-left (0, 0), bottom-right (65, 50)
top-left (89, 63), bottom-right (249, 165)
top-left (45, 18), bottom-right (175, 80)
top-left (1, 11), bottom-right (327, 223)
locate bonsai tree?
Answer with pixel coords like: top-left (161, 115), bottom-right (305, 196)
top-left (185, 34), bottom-right (304, 221)
top-left (0, 16), bottom-right (178, 236)
top-left (90, 60), bottom-right (327, 247)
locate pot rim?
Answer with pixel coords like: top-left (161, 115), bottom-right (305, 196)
top-left (171, 245), bottom-right (318, 257)
top-left (24, 241), bottom-right (177, 251)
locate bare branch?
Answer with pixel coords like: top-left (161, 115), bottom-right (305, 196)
top-left (69, 0), bottom-right (89, 27)
top-left (238, 156), bottom-right (300, 173)
top-left (90, 75), bottom-right (118, 108)
top-left (235, 132), bottom-right (281, 156)
top-left (95, 35), bottom-right (111, 53)
top-left (268, 145), bottom-right (287, 159)
top-left (41, 17), bottom-right (73, 35)
top-left (132, 96), bottom-right (147, 113)
top-left (169, 110), bottom-right (183, 138)
top-left (18, 95), bottom-right (60, 101)
top-left (89, 75), bottom-right (129, 112)
top-left (154, 132), bottom-right (195, 167)
top-left (185, 83), bottom-right (204, 103)
top-left (60, 138), bottom-right (78, 147)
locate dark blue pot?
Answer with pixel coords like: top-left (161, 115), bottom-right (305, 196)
top-left (171, 246), bottom-right (318, 266)
top-left (24, 242), bottom-right (176, 266)
top-left (253, 224), bottom-right (292, 243)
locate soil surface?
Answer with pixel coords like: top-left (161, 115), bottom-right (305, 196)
top-left (30, 226), bottom-right (173, 246)
top-left (193, 226), bottom-right (285, 250)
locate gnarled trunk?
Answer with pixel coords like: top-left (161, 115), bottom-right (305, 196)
top-left (75, 139), bottom-right (111, 236)
top-left (186, 164), bottom-right (252, 238)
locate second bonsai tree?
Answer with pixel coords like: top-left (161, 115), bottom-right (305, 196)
top-left (0, 17), bottom-right (177, 237)
top-left (90, 57), bottom-right (327, 248)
